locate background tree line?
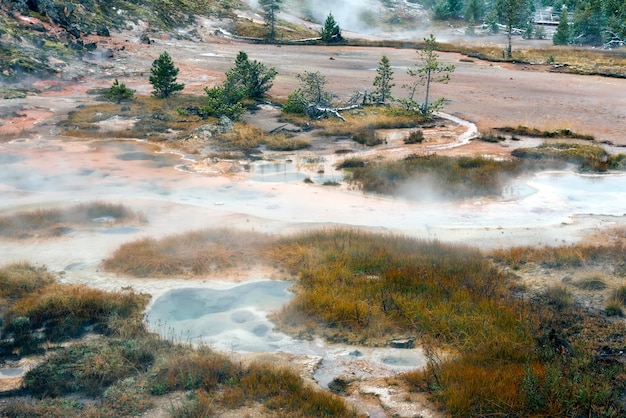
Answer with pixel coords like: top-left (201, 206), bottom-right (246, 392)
top-left (424, 0), bottom-right (625, 46)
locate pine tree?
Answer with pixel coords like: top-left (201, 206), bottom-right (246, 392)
top-left (149, 51), bottom-right (184, 98)
top-left (553, 7), bottom-right (571, 45)
top-left (105, 79), bottom-right (135, 104)
top-left (372, 55), bottom-right (394, 105)
top-left (320, 12), bottom-right (342, 43)
top-left (259, 0), bottom-right (281, 41)
top-left (226, 51), bottom-right (277, 100)
top-left (495, 0), bottom-right (533, 58)
top-left (401, 34), bottom-right (455, 115)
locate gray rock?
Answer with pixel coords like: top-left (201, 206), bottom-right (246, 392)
top-left (390, 338), bottom-right (415, 349)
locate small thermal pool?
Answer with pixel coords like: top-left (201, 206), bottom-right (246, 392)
top-left (145, 280), bottom-right (294, 352)
top-left (250, 160), bottom-right (343, 184)
top-left (0, 368), bottom-right (25, 378)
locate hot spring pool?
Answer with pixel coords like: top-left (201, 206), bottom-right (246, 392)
top-left (145, 280), bottom-right (294, 352)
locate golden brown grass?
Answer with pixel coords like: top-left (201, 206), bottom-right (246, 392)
top-left (4, 283), bottom-right (149, 339)
top-left (103, 228), bottom-right (273, 277)
top-left (0, 262), bottom-right (55, 298)
top-left (159, 350), bottom-right (356, 417)
top-left (491, 242), bottom-right (626, 269)
top-left (217, 123), bottom-right (267, 152)
top-left (438, 42), bottom-right (626, 78)
top-left (61, 95), bottom-right (210, 141)
top-left (0, 201), bottom-right (146, 239)
top-left (318, 107), bottom-right (424, 146)
top-left (265, 132), bottom-right (310, 151)
top-left (99, 228), bottom-right (626, 416)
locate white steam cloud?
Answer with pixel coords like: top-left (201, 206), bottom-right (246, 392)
top-left (245, 0), bottom-right (386, 34)
top-left (295, 0), bottom-right (383, 33)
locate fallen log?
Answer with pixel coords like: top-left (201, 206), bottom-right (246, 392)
top-left (305, 104), bottom-right (360, 121)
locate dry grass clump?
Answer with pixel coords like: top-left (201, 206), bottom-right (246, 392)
top-left (217, 123), bottom-right (266, 153)
top-left (496, 125), bottom-right (595, 141)
top-left (0, 262), bottom-right (55, 298)
top-left (265, 133), bottom-right (310, 151)
top-left (0, 201), bottom-right (146, 239)
top-left (606, 285), bottom-right (626, 316)
top-left (319, 107), bottom-right (423, 146)
top-left (345, 154), bottom-right (525, 199)
top-left (572, 275), bottom-right (608, 291)
top-left (610, 285), bottom-right (626, 305)
top-left (103, 228), bottom-right (273, 277)
top-left (3, 283), bottom-right (149, 343)
top-left (540, 284), bottom-right (574, 310)
top-left (280, 106), bottom-right (422, 147)
top-left (605, 298), bottom-right (624, 316)
top-left (270, 229), bottom-right (518, 347)
top-left (491, 242), bottom-right (626, 269)
top-left (61, 95), bottom-right (209, 141)
top-left (511, 142), bottom-right (612, 171)
top-left (156, 349), bottom-right (356, 417)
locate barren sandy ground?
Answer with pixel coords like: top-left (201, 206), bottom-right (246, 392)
top-left (2, 22), bottom-right (625, 146)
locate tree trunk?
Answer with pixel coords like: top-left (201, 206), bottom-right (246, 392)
top-left (423, 68), bottom-right (432, 114)
top-left (507, 27), bottom-right (513, 58)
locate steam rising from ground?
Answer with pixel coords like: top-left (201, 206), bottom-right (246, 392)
top-left (246, 0), bottom-right (401, 34)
